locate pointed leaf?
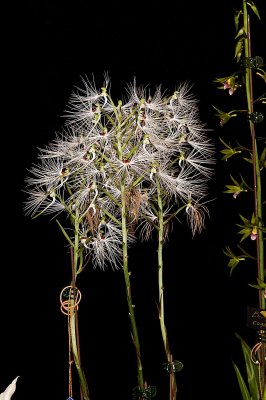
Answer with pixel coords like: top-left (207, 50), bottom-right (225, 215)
top-left (235, 333), bottom-right (259, 400)
top-left (234, 10), bottom-right (241, 30)
top-left (235, 27), bottom-right (245, 39)
top-left (56, 219), bottom-right (74, 247)
top-left (247, 1), bottom-right (261, 19)
top-left (232, 361), bottom-right (251, 400)
top-left (260, 147), bottom-right (266, 169)
top-left (235, 38), bottom-right (244, 61)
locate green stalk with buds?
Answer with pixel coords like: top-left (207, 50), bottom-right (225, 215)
top-left (214, 1), bottom-right (265, 398)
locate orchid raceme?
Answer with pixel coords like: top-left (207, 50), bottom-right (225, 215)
top-left (25, 77), bottom-right (214, 266)
top-left (24, 76), bottom-right (214, 398)
top-left (213, 1), bottom-right (265, 398)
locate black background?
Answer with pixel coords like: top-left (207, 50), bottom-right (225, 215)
top-left (2, 1), bottom-right (266, 399)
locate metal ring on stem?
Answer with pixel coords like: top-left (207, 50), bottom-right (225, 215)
top-left (60, 286), bottom-right (82, 316)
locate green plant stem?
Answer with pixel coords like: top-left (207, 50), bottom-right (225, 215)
top-left (68, 213), bottom-right (90, 400)
top-left (121, 178), bottom-right (144, 392)
top-left (243, 3), bottom-right (265, 310)
top-left (115, 102), bottom-right (144, 392)
top-left (70, 307), bottom-right (90, 400)
top-left (243, 1), bottom-right (265, 393)
top-left (156, 177), bottom-right (177, 400)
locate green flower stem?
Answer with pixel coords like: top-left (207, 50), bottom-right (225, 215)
top-left (156, 177), bottom-right (177, 400)
top-left (56, 211), bottom-right (90, 398)
top-left (243, 1), bottom-right (265, 392)
top-left (243, 2), bottom-right (265, 310)
top-left (70, 307), bottom-right (90, 400)
top-left (254, 142), bottom-right (265, 307)
top-left (68, 212), bottom-right (90, 400)
top-left (121, 178), bottom-right (144, 391)
top-left (115, 104), bottom-right (144, 391)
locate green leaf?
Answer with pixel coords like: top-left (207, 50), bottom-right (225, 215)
top-left (234, 10), bottom-right (241, 30)
top-left (247, 1), bottom-right (261, 19)
top-left (235, 38), bottom-right (244, 61)
top-left (56, 219), bottom-right (74, 247)
top-left (101, 207), bottom-right (122, 226)
top-left (235, 26), bottom-right (245, 39)
top-left (235, 333), bottom-right (260, 400)
top-left (260, 147), bottom-right (266, 169)
top-left (163, 204), bottom-right (187, 225)
top-left (232, 361), bottom-right (251, 400)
